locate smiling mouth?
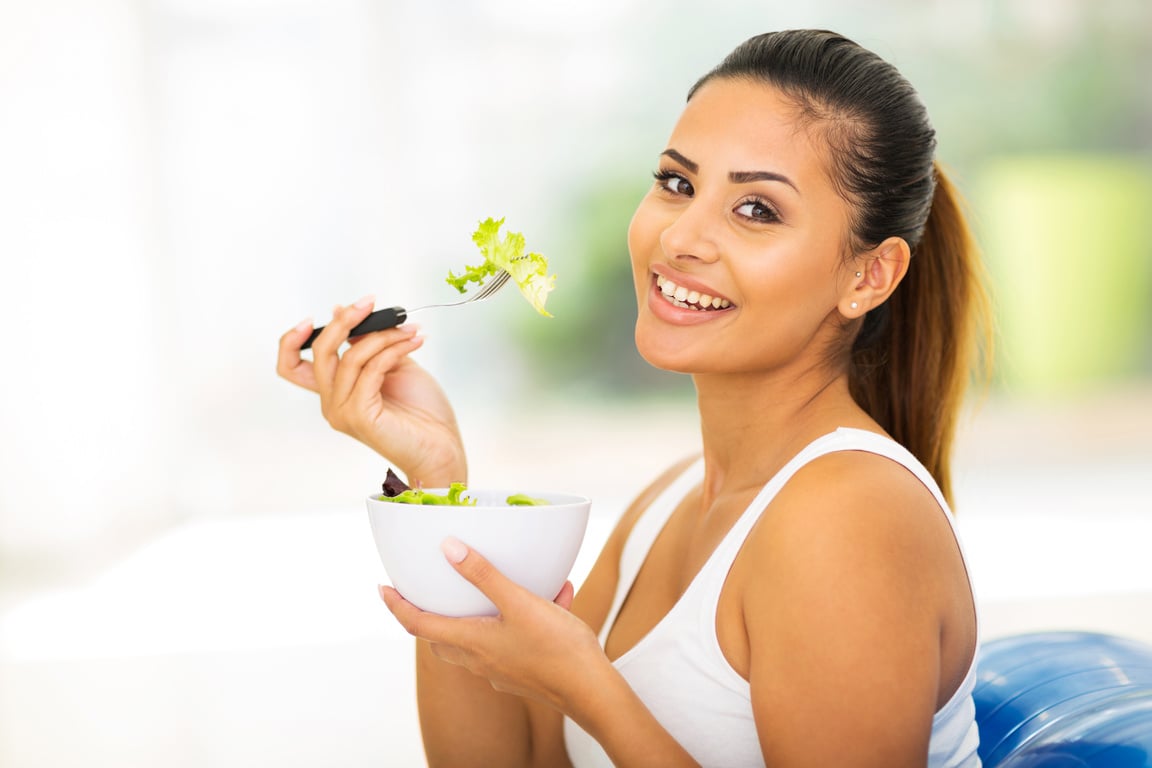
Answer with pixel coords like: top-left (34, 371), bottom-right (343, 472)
top-left (656, 275), bottom-right (734, 311)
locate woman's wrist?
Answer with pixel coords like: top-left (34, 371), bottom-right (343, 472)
top-left (407, 453), bottom-right (467, 488)
top-left (365, 442), bottom-right (466, 489)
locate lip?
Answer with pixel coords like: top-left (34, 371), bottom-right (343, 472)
top-left (645, 269), bottom-right (736, 325)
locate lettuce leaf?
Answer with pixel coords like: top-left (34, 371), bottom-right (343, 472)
top-left (505, 493), bottom-right (551, 506)
top-left (378, 482), bottom-right (476, 506)
top-left (446, 217), bottom-right (555, 317)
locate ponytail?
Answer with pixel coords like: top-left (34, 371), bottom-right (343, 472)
top-left (848, 164), bottom-right (993, 504)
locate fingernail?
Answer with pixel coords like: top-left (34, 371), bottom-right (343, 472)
top-left (354, 294), bottom-right (375, 309)
top-left (401, 323), bottom-right (421, 335)
top-left (294, 317), bottom-right (313, 333)
top-left (377, 584), bottom-right (387, 599)
top-left (440, 536), bottom-right (468, 564)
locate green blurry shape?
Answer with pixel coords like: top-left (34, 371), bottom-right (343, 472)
top-left (977, 155), bottom-right (1152, 394)
top-left (516, 176), bottom-right (694, 399)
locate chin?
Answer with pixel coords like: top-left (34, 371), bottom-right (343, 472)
top-left (634, 324), bottom-right (717, 375)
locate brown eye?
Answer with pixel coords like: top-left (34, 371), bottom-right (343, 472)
top-left (667, 176), bottom-right (693, 195)
top-left (735, 199), bottom-right (780, 223)
top-left (653, 169), bottom-right (694, 197)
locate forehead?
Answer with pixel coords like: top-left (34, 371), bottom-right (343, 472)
top-left (668, 78), bottom-right (834, 190)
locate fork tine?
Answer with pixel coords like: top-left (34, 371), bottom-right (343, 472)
top-left (473, 270), bottom-right (511, 300)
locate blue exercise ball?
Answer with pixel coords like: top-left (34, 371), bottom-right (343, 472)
top-left (975, 631), bottom-right (1152, 768)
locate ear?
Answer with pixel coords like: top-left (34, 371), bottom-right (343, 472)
top-left (838, 236), bottom-right (910, 319)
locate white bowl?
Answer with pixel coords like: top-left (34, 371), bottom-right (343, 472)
top-left (366, 489), bottom-right (591, 617)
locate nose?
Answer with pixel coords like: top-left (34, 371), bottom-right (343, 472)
top-left (658, 198), bottom-right (721, 265)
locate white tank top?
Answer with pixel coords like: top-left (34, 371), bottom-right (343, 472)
top-left (564, 428), bottom-right (981, 767)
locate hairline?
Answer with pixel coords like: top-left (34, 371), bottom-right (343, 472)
top-left (688, 72), bottom-right (874, 259)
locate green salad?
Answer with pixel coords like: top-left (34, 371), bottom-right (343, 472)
top-left (447, 217), bottom-right (555, 317)
top-left (376, 469), bottom-right (549, 506)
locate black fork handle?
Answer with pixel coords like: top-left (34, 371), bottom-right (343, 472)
top-left (300, 305), bottom-right (408, 350)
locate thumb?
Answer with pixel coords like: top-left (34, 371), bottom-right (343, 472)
top-left (441, 536), bottom-right (521, 610)
top-left (554, 580), bottom-right (575, 611)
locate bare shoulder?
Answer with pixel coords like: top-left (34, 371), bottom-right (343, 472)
top-left (736, 448), bottom-right (965, 630)
top-left (749, 447), bottom-right (955, 569)
top-left (733, 448), bottom-right (972, 761)
top-left (571, 454), bottom-right (700, 635)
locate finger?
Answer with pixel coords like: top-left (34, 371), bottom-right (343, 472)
top-left (344, 315), bottom-right (417, 347)
top-left (379, 583), bottom-right (425, 628)
top-left (328, 325), bottom-right (422, 409)
top-left (345, 334), bottom-right (427, 415)
top-left (379, 583), bottom-right (490, 646)
top-left (311, 295), bottom-right (376, 394)
top-left (554, 580), bottom-right (575, 611)
top-left (276, 318), bottom-right (319, 390)
top-left (379, 583), bottom-right (436, 636)
top-left (441, 537), bottom-right (527, 612)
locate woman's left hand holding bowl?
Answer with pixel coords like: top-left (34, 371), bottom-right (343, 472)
top-left (380, 536), bottom-right (603, 712)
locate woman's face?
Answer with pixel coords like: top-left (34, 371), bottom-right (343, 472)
top-left (629, 78), bottom-right (857, 377)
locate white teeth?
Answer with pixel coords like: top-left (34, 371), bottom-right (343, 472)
top-left (655, 275), bottom-right (732, 311)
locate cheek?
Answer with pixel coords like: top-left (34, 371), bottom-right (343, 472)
top-left (735, 248), bottom-right (842, 341)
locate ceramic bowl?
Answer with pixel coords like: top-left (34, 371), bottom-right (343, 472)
top-left (366, 489), bottom-right (591, 617)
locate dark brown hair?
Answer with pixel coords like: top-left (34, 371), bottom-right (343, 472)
top-left (690, 30), bottom-right (992, 504)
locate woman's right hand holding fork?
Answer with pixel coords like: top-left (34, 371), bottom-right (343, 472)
top-left (277, 296), bottom-right (468, 488)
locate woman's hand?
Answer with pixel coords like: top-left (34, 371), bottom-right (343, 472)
top-left (276, 297), bottom-right (466, 486)
top-left (380, 538), bottom-right (603, 712)
top-left (383, 542), bottom-right (701, 767)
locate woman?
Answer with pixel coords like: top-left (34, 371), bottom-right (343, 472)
top-left (278, 29), bottom-right (990, 767)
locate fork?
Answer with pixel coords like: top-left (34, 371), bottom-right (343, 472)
top-left (300, 270), bottom-right (512, 350)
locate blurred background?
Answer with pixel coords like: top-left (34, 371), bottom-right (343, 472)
top-left (1, 0), bottom-right (1149, 765)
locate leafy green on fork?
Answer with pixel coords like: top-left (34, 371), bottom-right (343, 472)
top-left (447, 217), bottom-right (555, 317)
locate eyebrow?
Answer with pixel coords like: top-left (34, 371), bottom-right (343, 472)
top-left (661, 148), bottom-right (799, 194)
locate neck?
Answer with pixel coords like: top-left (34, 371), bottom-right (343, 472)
top-left (691, 366), bottom-right (867, 503)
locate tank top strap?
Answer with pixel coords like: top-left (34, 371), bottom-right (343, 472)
top-left (702, 429), bottom-right (877, 576)
top-left (598, 457), bottom-right (705, 644)
top-left (695, 427), bottom-right (962, 615)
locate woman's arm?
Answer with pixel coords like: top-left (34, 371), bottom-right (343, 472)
top-left (280, 304), bottom-right (542, 765)
top-left (414, 639), bottom-right (539, 766)
top-left (383, 541), bottom-right (700, 768)
top-left (736, 452), bottom-right (971, 766)
top-left (281, 304), bottom-right (706, 765)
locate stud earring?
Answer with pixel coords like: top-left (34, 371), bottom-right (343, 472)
top-left (850, 301), bottom-right (859, 310)
top-left (855, 271), bottom-right (862, 278)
